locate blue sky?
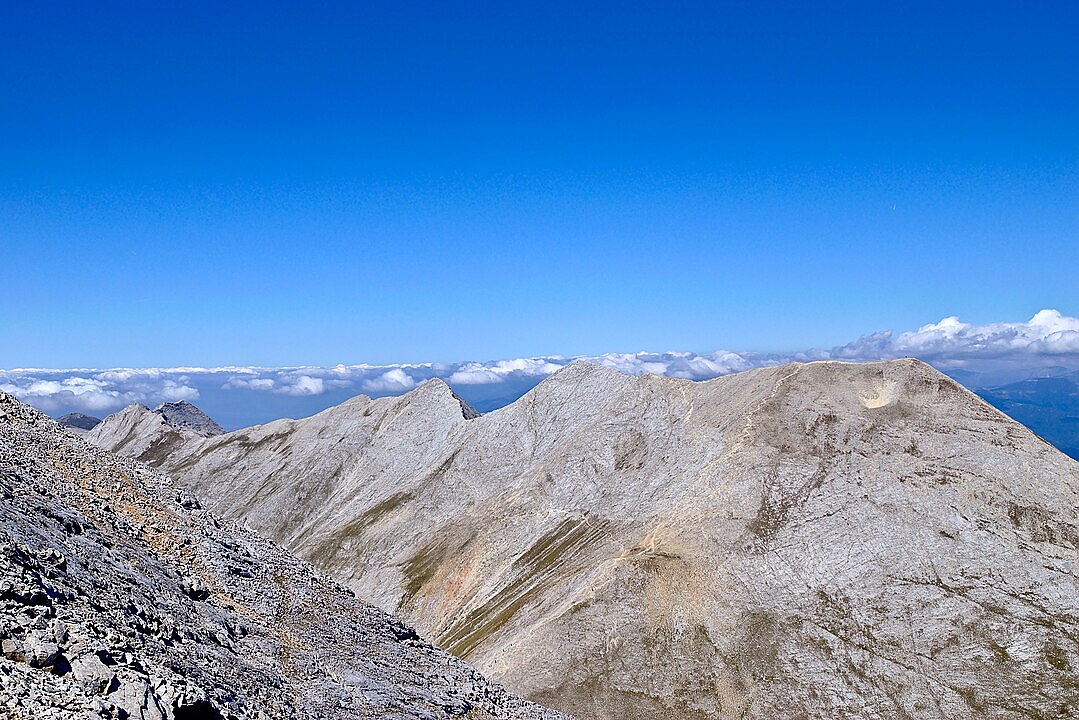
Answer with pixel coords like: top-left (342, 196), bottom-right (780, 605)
top-left (2, 2), bottom-right (1077, 368)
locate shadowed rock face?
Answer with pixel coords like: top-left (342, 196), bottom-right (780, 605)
top-left (89, 361), bottom-right (1079, 720)
top-left (56, 412), bottom-right (101, 431)
top-left (154, 400), bottom-right (226, 436)
top-left (0, 393), bottom-right (567, 720)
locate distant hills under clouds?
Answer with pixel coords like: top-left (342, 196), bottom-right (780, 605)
top-left (4, 310), bottom-right (1079, 439)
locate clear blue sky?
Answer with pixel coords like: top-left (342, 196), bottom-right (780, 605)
top-left (2, 1), bottom-right (1076, 368)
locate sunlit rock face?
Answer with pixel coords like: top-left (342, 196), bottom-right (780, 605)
top-left (91, 360), bottom-right (1079, 720)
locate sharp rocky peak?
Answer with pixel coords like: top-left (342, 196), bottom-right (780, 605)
top-left (152, 400), bottom-right (225, 437)
top-left (394, 378), bottom-right (480, 421)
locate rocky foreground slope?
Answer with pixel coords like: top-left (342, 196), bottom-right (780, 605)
top-left (0, 392), bottom-right (567, 720)
top-left (90, 360), bottom-right (1079, 719)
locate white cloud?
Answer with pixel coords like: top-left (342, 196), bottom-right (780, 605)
top-left (278, 375), bottom-right (326, 396)
top-left (3, 309), bottom-right (1077, 419)
top-left (0, 372), bottom-right (198, 413)
top-left (158, 381), bottom-right (200, 402)
top-left (1034, 330), bottom-right (1079, 354)
top-left (223, 377), bottom-right (277, 391)
top-left (448, 357), bottom-right (564, 385)
top-left (594, 353), bottom-right (668, 375)
top-left (443, 350), bottom-right (762, 385)
top-left (360, 369), bottom-right (416, 393)
top-left (221, 367), bottom-right (369, 396)
top-left (835, 309), bottom-right (1079, 361)
top-left (583, 350), bottom-right (764, 380)
top-left (446, 368), bottom-right (506, 384)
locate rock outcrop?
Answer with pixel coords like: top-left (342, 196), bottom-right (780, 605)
top-left (0, 392), bottom-right (568, 720)
top-left (89, 360), bottom-right (1079, 719)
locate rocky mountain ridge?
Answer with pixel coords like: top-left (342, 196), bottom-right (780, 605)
top-left (86, 399), bottom-right (228, 469)
top-left (89, 360), bottom-right (1079, 719)
top-left (0, 391), bottom-right (568, 720)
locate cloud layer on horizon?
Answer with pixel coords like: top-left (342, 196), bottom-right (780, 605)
top-left (3, 309), bottom-right (1078, 420)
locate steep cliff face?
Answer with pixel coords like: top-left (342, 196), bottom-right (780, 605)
top-left (90, 360), bottom-right (1079, 719)
top-left (0, 392), bottom-right (567, 720)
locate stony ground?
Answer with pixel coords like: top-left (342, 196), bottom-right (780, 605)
top-left (0, 391), bottom-right (569, 720)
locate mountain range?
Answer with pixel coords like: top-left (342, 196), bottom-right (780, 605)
top-left (87, 359), bottom-right (1079, 719)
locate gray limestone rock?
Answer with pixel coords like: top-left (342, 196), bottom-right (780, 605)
top-left (0, 391), bottom-right (568, 720)
top-left (70, 652), bottom-right (115, 694)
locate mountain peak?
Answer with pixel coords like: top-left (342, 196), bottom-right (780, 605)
top-left (403, 378), bottom-right (480, 420)
top-left (153, 400), bottom-right (225, 436)
top-left (56, 412), bottom-right (102, 430)
top-left (530, 360), bottom-right (630, 390)
top-left (520, 361), bottom-right (636, 406)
